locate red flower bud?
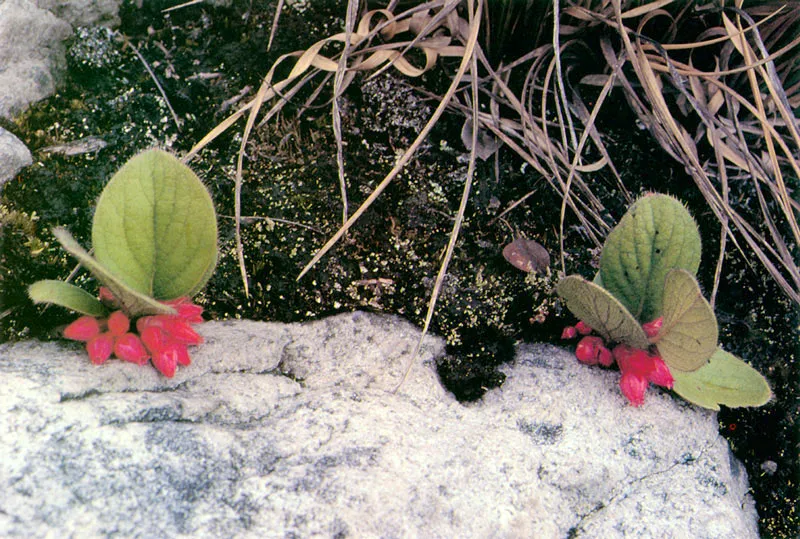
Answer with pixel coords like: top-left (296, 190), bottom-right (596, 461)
top-left (175, 303), bottom-right (203, 323)
top-left (152, 346), bottom-right (178, 378)
top-left (648, 356), bottom-right (674, 388)
top-left (575, 321), bottom-right (593, 335)
top-left (114, 333), bottom-right (150, 365)
top-left (620, 371), bottom-right (649, 406)
top-left (614, 345), bottom-right (654, 378)
top-left (136, 315), bottom-right (164, 334)
top-left (107, 311), bottom-right (130, 336)
top-left (163, 296), bottom-right (190, 306)
top-left (98, 287), bottom-right (121, 308)
top-left (575, 336), bottom-right (605, 365)
top-left (165, 342), bottom-right (191, 367)
top-left (86, 333), bottom-right (114, 365)
top-left (597, 345), bottom-right (614, 367)
top-left (642, 317), bottom-right (663, 339)
top-left (63, 316), bottom-right (101, 342)
top-left (163, 318), bottom-right (203, 345)
top-left (140, 326), bottom-right (167, 354)
top-left (561, 326), bottom-right (577, 340)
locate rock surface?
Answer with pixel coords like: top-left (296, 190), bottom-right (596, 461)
top-left (0, 128), bottom-right (32, 187)
top-left (0, 312), bottom-right (759, 538)
top-left (0, 0), bottom-right (72, 119)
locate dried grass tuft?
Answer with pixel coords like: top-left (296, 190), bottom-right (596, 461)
top-left (188, 0), bottom-right (800, 386)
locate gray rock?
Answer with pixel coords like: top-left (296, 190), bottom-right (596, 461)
top-left (0, 312), bottom-right (759, 538)
top-left (36, 0), bottom-right (120, 28)
top-left (0, 128), bottom-right (32, 187)
top-left (0, 0), bottom-right (72, 119)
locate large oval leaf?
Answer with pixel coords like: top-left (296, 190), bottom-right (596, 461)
top-left (92, 149), bottom-right (217, 300)
top-left (52, 227), bottom-right (175, 317)
top-left (600, 194), bottom-right (701, 322)
top-left (28, 280), bottom-right (107, 317)
top-left (655, 269), bottom-right (717, 372)
top-left (557, 275), bottom-right (650, 349)
top-left (672, 349), bottom-right (772, 410)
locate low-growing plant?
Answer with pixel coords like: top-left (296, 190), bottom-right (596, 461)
top-left (27, 149), bottom-right (218, 377)
top-left (557, 193), bottom-right (771, 410)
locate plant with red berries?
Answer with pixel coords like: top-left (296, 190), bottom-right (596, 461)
top-left (28, 150), bottom-right (217, 377)
top-left (557, 194), bottom-right (771, 410)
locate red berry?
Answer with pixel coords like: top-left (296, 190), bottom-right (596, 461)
top-left (107, 311), bottom-right (130, 336)
top-left (86, 333), bottom-right (114, 365)
top-left (114, 333), bottom-right (150, 365)
top-left (561, 326), bottom-right (577, 340)
top-left (63, 316), bottom-right (101, 342)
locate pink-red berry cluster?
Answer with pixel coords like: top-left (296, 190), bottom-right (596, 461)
top-left (561, 317), bottom-right (673, 406)
top-left (62, 287), bottom-right (204, 378)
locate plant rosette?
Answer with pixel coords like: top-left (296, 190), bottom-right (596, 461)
top-left (557, 193), bottom-right (771, 410)
top-left (28, 149), bottom-right (218, 377)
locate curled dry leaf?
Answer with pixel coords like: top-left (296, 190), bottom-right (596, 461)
top-left (460, 118), bottom-right (502, 161)
top-left (503, 238), bottom-right (550, 274)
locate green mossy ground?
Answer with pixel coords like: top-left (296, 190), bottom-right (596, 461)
top-left (0, 1), bottom-right (796, 535)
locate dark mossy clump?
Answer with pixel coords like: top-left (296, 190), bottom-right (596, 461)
top-left (0, 1), bottom-right (797, 536)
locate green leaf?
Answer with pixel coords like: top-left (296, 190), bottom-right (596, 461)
top-left (672, 349), bottom-right (772, 410)
top-left (92, 149), bottom-right (218, 300)
top-left (557, 275), bottom-right (650, 349)
top-left (53, 227), bottom-right (175, 317)
top-left (600, 194), bottom-right (701, 322)
top-left (28, 280), bottom-right (107, 317)
top-left (655, 269), bottom-right (718, 372)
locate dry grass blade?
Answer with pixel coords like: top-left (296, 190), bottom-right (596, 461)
top-left (297, 4), bottom-right (476, 281)
top-left (331, 0), bottom-right (361, 226)
top-left (559, 60), bottom-right (621, 274)
top-left (122, 35), bottom-right (182, 132)
top-left (267, 0), bottom-right (286, 51)
top-left (394, 0), bottom-right (482, 393)
top-left (590, 0), bottom-right (800, 306)
top-left (185, 3), bottom-right (470, 296)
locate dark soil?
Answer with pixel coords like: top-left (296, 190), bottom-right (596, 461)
top-left (0, 1), bottom-right (797, 536)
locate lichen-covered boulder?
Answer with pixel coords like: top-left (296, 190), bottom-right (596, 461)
top-left (0, 312), bottom-right (758, 537)
top-left (0, 128), bottom-right (32, 187)
top-left (0, 0), bottom-right (72, 119)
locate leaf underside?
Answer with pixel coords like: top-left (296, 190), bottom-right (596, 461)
top-left (557, 275), bottom-right (650, 349)
top-left (656, 269), bottom-right (718, 372)
top-left (28, 280), bottom-right (107, 317)
top-left (53, 227), bottom-right (175, 318)
top-left (672, 349), bottom-right (772, 410)
top-left (600, 194), bottom-right (701, 322)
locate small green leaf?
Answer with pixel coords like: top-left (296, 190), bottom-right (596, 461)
top-left (53, 227), bottom-right (175, 317)
top-left (557, 275), bottom-right (650, 349)
top-left (92, 149), bottom-right (218, 300)
top-left (600, 194), bottom-right (701, 322)
top-left (655, 269), bottom-right (718, 372)
top-left (672, 348), bottom-right (772, 410)
top-left (28, 280), bottom-right (107, 317)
